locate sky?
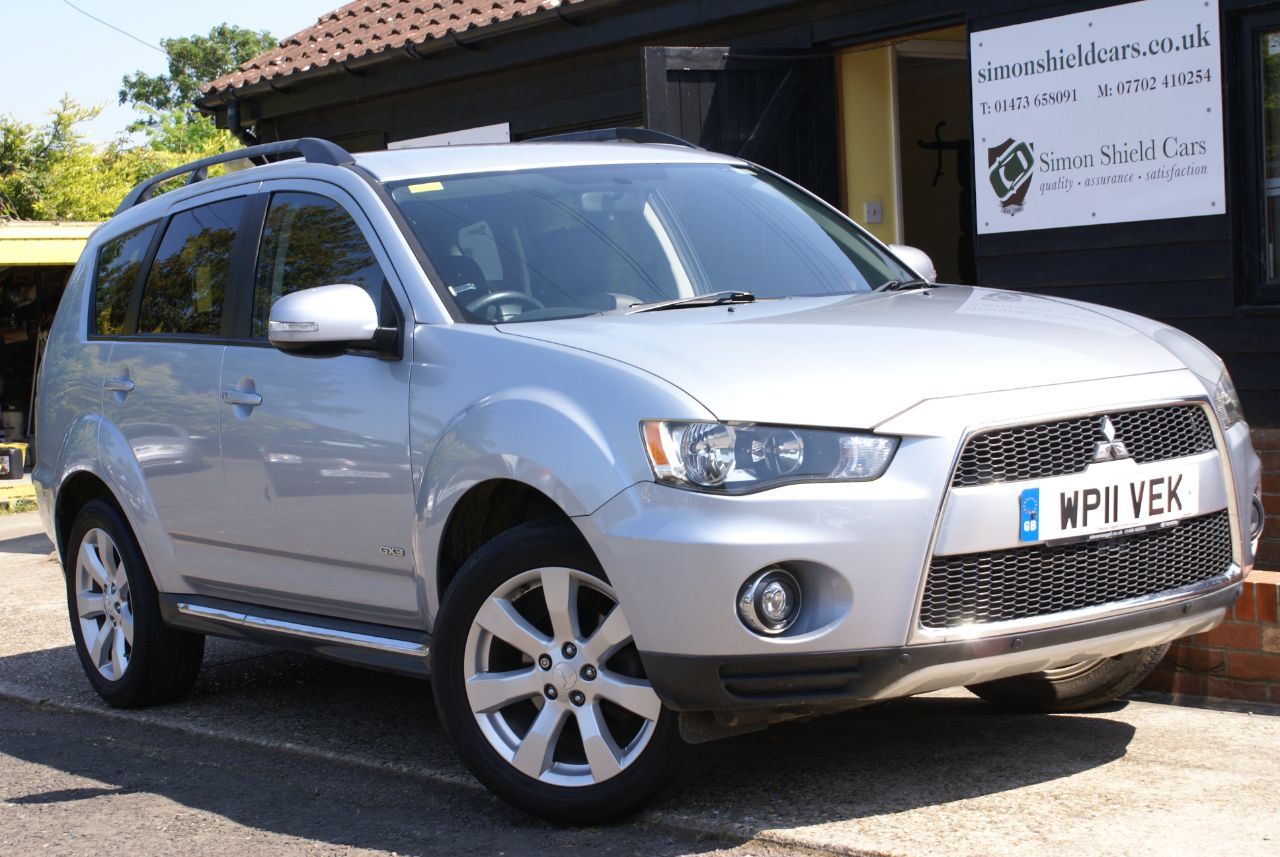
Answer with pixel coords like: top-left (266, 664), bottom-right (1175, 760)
top-left (6, 0), bottom-right (332, 142)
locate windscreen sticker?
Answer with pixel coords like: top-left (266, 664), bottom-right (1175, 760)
top-left (407, 181), bottom-right (445, 193)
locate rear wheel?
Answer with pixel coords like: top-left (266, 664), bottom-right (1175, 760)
top-left (966, 644), bottom-right (1170, 712)
top-left (432, 522), bottom-right (683, 822)
top-left (65, 500), bottom-right (204, 708)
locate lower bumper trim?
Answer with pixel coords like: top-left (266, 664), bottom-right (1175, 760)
top-left (639, 583), bottom-right (1240, 713)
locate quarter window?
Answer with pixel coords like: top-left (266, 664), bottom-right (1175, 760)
top-left (252, 192), bottom-right (387, 338)
top-left (92, 223), bottom-right (157, 335)
top-left (137, 197), bottom-right (246, 336)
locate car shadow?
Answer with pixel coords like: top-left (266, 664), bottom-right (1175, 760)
top-left (0, 641), bottom-right (1136, 852)
top-left (0, 530), bottom-right (53, 556)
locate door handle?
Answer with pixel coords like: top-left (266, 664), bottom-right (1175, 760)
top-left (221, 389), bottom-right (263, 407)
top-left (104, 376), bottom-right (135, 393)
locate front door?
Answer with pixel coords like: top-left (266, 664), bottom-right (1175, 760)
top-left (211, 182), bottom-right (418, 627)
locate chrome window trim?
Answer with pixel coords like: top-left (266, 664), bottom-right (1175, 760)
top-left (175, 602), bottom-right (429, 657)
top-left (907, 394), bottom-right (1245, 645)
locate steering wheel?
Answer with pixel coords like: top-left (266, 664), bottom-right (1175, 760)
top-left (465, 291), bottom-right (546, 315)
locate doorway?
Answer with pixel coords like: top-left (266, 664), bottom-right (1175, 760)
top-left (837, 28), bottom-right (974, 283)
top-left (897, 40), bottom-right (973, 284)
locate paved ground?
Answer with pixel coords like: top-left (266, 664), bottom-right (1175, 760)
top-left (1, 510), bottom-right (1277, 856)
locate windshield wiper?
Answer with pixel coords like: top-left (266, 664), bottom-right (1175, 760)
top-left (874, 278), bottom-right (934, 292)
top-left (628, 290), bottom-right (756, 313)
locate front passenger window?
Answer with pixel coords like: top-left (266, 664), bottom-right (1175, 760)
top-left (252, 192), bottom-right (388, 338)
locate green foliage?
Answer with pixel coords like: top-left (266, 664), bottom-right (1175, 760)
top-left (119, 24), bottom-right (275, 152)
top-left (0, 97), bottom-right (185, 221)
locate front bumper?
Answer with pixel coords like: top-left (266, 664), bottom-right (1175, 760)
top-left (641, 581), bottom-right (1237, 712)
top-left (576, 371), bottom-right (1260, 712)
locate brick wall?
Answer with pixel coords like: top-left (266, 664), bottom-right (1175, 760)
top-left (1142, 570), bottom-right (1280, 703)
top-left (1255, 428), bottom-right (1280, 572)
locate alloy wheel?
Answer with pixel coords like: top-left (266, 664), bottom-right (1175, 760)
top-left (74, 527), bottom-right (133, 681)
top-left (462, 567), bottom-right (662, 787)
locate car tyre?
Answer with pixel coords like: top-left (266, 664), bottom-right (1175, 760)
top-left (432, 521), bottom-right (684, 822)
top-left (65, 500), bottom-right (205, 708)
top-left (965, 643), bottom-right (1170, 712)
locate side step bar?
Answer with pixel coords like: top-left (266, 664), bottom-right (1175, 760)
top-left (161, 596), bottom-right (431, 678)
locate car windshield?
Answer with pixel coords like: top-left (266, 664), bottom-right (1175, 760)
top-left (387, 162), bottom-right (913, 323)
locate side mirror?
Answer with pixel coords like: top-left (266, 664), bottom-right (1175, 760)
top-left (887, 244), bottom-right (937, 284)
top-left (268, 284), bottom-right (380, 351)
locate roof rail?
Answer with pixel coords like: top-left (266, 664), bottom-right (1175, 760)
top-left (114, 138), bottom-right (355, 214)
top-left (528, 127), bottom-right (700, 149)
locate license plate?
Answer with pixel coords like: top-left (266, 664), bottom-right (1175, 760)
top-left (1017, 464), bottom-right (1199, 546)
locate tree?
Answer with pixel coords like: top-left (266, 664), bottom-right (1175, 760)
top-left (119, 24), bottom-right (276, 152)
top-left (0, 97), bottom-right (183, 221)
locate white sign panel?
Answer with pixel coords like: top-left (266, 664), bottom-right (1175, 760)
top-left (389, 122), bottom-right (511, 149)
top-left (971, 0), bottom-right (1224, 234)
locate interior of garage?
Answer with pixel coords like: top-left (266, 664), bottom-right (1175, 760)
top-left (0, 221), bottom-right (96, 470)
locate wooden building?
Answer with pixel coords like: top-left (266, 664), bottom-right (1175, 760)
top-left (196, 0), bottom-right (1279, 432)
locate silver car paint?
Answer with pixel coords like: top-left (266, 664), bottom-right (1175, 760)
top-left (499, 287), bottom-right (1187, 430)
top-left (35, 142), bottom-right (1262, 694)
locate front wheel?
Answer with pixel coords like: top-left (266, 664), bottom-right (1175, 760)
top-left (966, 644), bottom-right (1170, 712)
top-left (431, 522), bottom-right (683, 822)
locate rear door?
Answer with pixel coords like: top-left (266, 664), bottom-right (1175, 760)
top-left (100, 189), bottom-right (253, 584)
top-left (643, 46), bottom-right (840, 205)
top-left (211, 181), bottom-right (418, 627)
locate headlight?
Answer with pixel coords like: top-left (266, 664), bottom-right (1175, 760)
top-left (1211, 370), bottom-right (1244, 429)
top-left (642, 421), bottom-right (897, 492)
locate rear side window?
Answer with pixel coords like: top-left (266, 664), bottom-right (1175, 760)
top-left (93, 223), bottom-right (157, 335)
top-left (137, 197), bottom-right (247, 337)
top-left (251, 192), bottom-right (387, 337)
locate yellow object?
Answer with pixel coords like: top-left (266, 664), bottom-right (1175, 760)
top-left (837, 46), bottom-right (900, 244)
top-left (407, 181), bottom-right (445, 193)
top-left (0, 481), bottom-right (36, 504)
top-left (0, 221), bottom-right (98, 266)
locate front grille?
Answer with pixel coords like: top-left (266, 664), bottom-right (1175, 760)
top-left (952, 405), bottom-right (1215, 487)
top-left (919, 511), bottom-right (1232, 629)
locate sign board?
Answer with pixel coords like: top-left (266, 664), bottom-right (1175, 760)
top-left (970, 0), bottom-right (1224, 234)
top-left (389, 122), bottom-right (511, 149)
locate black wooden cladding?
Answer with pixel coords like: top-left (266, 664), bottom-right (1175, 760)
top-left (643, 46), bottom-right (841, 205)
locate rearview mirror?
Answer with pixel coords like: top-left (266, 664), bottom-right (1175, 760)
top-left (887, 244), bottom-right (937, 284)
top-left (268, 284), bottom-right (380, 351)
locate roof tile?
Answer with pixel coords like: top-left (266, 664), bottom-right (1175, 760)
top-left (202, 0), bottom-right (583, 95)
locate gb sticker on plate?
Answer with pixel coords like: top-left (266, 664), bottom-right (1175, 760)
top-left (1019, 487), bottom-right (1040, 543)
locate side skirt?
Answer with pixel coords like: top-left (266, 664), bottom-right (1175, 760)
top-left (159, 594), bottom-right (432, 679)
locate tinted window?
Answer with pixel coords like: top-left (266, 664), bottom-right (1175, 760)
top-left (137, 197), bottom-right (246, 336)
top-left (252, 192), bottom-right (387, 338)
top-left (93, 223), bottom-right (157, 335)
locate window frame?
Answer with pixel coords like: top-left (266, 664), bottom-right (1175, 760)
top-left (1234, 8), bottom-right (1280, 306)
top-left (227, 180), bottom-right (411, 358)
top-left (86, 219), bottom-right (161, 341)
top-left (118, 189), bottom-right (257, 344)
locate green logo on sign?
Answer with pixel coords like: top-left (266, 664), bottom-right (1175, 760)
top-left (988, 139), bottom-right (1035, 214)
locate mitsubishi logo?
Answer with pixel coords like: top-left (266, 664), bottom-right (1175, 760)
top-left (1092, 416), bottom-right (1131, 462)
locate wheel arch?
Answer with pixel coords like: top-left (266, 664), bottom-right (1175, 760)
top-left (433, 478), bottom-right (586, 607)
top-left (54, 469), bottom-right (123, 561)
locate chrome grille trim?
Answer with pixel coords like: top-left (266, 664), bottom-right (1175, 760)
top-left (951, 405), bottom-right (1215, 488)
top-left (919, 511), bottom-right (1233, 630)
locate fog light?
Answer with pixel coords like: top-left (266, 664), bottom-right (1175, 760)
top-left (738, 567), bottom-right (802, 635)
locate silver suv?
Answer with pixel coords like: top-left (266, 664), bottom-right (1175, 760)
top-left (35, 134), bottom-right (1263, 821)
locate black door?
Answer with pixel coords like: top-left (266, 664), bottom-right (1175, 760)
top-left (643, 46), bottom-right (840, 206)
